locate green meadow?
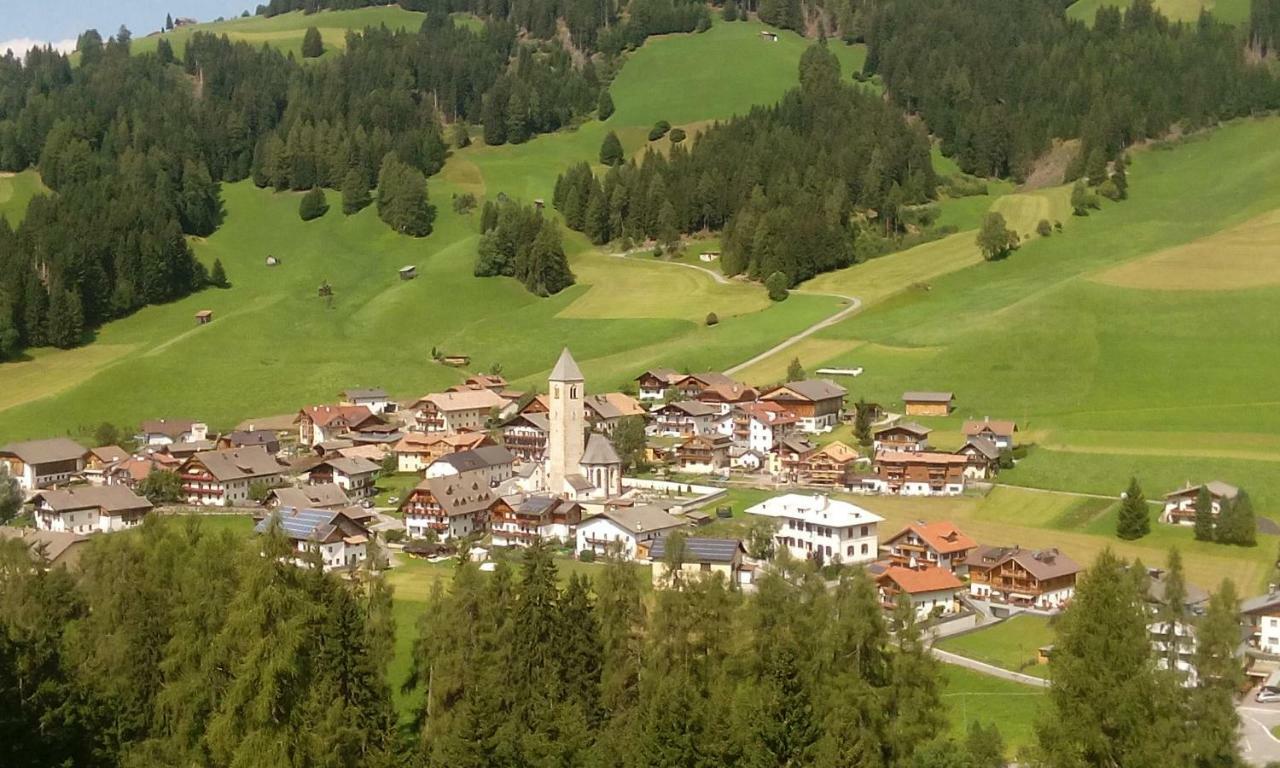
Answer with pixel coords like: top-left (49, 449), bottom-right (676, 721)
top-left (936, 615), bottom-right (1055, 679)
top-left (0, 170), bottom-right (48, 225)
top-left (941, 665), bottom-right (1045, 756)
top-left (1066, 0), bottom-right (1251, 25)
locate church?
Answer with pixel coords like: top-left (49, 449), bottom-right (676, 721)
top-left (541, 348), bottom-right (624, 500)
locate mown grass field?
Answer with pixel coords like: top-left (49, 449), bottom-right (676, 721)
top-left (130, 7), bottom-right (428, 59)
top-left (0, 170), bottom-right (48, 225)
top-left (936, 615), bottom-right (1056, 678)
top-left (0, 20), bottom-right (852, 442)
top-left (1066, 0), bottom-right (1251, 24)
top-left (941, 665), bottom-right (1045, 756)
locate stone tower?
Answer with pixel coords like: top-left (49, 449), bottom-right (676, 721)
top-left (547, 347), bottom-right (585, 495)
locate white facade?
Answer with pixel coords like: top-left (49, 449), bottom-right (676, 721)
top-left (548, 351), bottom-right (586, 496)
top-left (1258, 613), bottom-right (1280, 654)
top-left (746, 494), bottom-right (882, 565)
top-left (968, 581), bottom-right (1076, 610)
top-left (405, 512), bottom-right (480, 541)
top-left (574, 516), bottom-right (668, 561)
top-left (287, 537), bottom-right (367, 571)
top-left (896, 588), bottom-right (962, 620)
top-left (184, 477), bottom-right (257, 506)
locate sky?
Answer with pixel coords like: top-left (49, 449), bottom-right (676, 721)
top-left (2, 0), bottom-right (250, 55)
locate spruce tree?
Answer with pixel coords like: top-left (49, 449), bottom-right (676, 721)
top-left (341, 168), bottom-right (371, 215)
top-left (299, 186), bottom-right (329, 221)
top-left (1189, 580), bottom-right (1244, 766)
top-left (1116, 476), bottom-right (1149, 540)
top-left (854, 398), bottom-right (873, 446)
top-left (787, 357), bottom-right (805, 381)
top-left (210, 258), bottom-right (229, 288)
top-left (886, 598), bottom-right (945, 764)
top-left (1157, 548), bottom-right (1187, 678)
top-left (766, 271), bottom-right (789, 301)
top-left (1112, 155), bottom-right (1129, 199)
top-left (1193, 485), bottom-right (1215, 541)
top-left (597, 89), bottom-right (615, 121)
top-left (301, 26), bottom-right (324, 58)
top-left (599, 131), bottom-right (624, 166)
top-left (1218, 490), bottom-right (1257, 546)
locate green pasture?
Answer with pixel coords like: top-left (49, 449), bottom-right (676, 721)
top-left (0, 170), bottom-right (48, 225)
top-left (936, 615), bottom-right (1056, 679)
top-left (1066, 0), bottom-right (1250, 25)
top-left (941, 665), bottom-right (1045, 756)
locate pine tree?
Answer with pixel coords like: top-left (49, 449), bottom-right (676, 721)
top-left (166, 13), bottom-right (174, 30)
top-left (376, 155), bottom-right (434, 237)
top-left (766, 271), bottom-right (789, 301)
top-left (341, 168), bottom-right (371, 215)
top-left (1071, 180), bottom-right (1091, 216)
top-left (1218, 490), bottom-right (1257, 546)
top-left (1193, 485), bottom-right (1215, 541)
top-left (886, 599), bottom-right (945, 764)
top-left (600, 131), bottom-right (624, 166)
top-left (1156, 548), bottom-right (1187, 679)
top-left (854, 398), bottom-right (873, 446)
top-left (210, 258), bottom-right (229, 288)
top-left (0, 462), bottom-right (21, 524)
top-left (299, 186), bottom-right (329, 221)
top-left (1188, 579), bottom-right (1244, 766)
top-left (1116, 476), bottom-right (1149, 540)
top-left (787, 357), bottom-right (805, 382)
top-left (1085, 147), bottom-right (1108, 186)
top-left (965, 721), bottom-right (1005, 767)
top-left (597, 89), bottom-right (615, 121)
top-left (301, 27), bottom-right (324, 58)
top-left (46, 287), bottom-right (83, 349)
top-left (449, 121), bottom-right (471, 149)
top-left (1111, 155), bottom-right (1129, 199)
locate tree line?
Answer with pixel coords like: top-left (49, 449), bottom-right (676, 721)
top-left (864, 0), bottom-right (1280, 180)
top-left (555, 43), bottom-right (935, 287)
top-left (475, 197), bottom-right (576, 295)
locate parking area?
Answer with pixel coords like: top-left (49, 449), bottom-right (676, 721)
top-left (1239, 688), bottom-right (1280, 765)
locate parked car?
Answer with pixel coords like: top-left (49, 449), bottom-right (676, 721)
top-left (360, 499), bottom-right (374, 509)
top-left (387, 495), bottom-right (400, 505)
top-left (1257, 687), bottom-right (1280, 704)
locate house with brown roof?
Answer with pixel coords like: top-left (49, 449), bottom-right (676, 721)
top-left (0, 526), bottom-right (89, 569)
top-left (0, 438), bottom-right (90, 493)
top-left (760, 380), bottom-right (847, 433)
top-left (650, 537), bottom-right (753, 589)
top-left (83, 446), bottom-right (131, 485)
top-left (770, 436), bottom-right (817, 481)
top-left (30, 485), bottom-right (153, 534)
top-left (500, 412), bottom-right (549, 462)
top-left (295, 405), bottom-right (381, 448)
top-left (585, 392), bottom-right (647, 433)
top-left (962, 417), bottom-right (1018, 450)
top-left (178, 447), bottom-right (286, 507)
top-left (694, 380), bottom-right (758, 413)
top-left (265, 483), bottom-right (352, 510)
top-left (669, 371), bottom-right (741, 401)
top-left (1161, 481), bottom-right (1240, 526)
top-left (635, 368), bottom-right (682, 401)
top-left (256, 507), bottom-right (371, 572)
top-left (425, 446), bottom-right (516, 490)
top-left (876, 564), bottom-right (966, 619)
top-left (137, 419), bottom-right (208, 446)
top-left (870, 450), bottom-right (967, 496)
top-left (490, 494), bottom-right (583, 547)
top-left (882, 521), bottom-right (977, 573)
top-left (902, 391), bottom-right (954, 417)
top-left (575, 504), bottom-right (687, 561)
top-left (411, 389), bottom-right (508, 434)
top-left (461, 374), bottom-right (509, 393)
top-left (306, 456), bottom-right (381, 499)
top-left (399, 476), bottom-right (499, 541)
top-left (217, 430), bottom-right (282, 456)
top-left (968, 545), bottom-right (1080, 610)
top-left (340, 387), bottom-right (393, 414)
top-left (651, 400), bottom-right (722, 438)
top-left (955, 437), bottom-right (1001, 480)
top-left (798, 441), bottom-right (860, 487)
top-left (873, 422), bottom-right (932, 453)
top-left (676, 434), bottom-right (732, 474)
top-left (393, 431), bottom-right (494, 473)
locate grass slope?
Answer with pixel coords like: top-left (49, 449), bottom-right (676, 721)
top-left (0, 21), bottom-right (853, 441)
top-left (0, 170), bottom-right (48, 225)
top-left (936, 615), bottom-right (1055, 678)
top-left (1066, 0), bottom-right (1250, 25)
top-left (942, 665), bottom-right (1045, 756)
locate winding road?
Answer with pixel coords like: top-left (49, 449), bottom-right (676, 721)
top-left (608, 248), bottom-right (864, 376)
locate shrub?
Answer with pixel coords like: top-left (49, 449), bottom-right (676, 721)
top-left (452, 192), bottom-right (477, 215)
top-left (383, 529), bottom-right (406, 543)
top-left (1097, 179), bottom-right (1122, 201)
top-left (600, 131), bottom-right (625, 166)
top-left (1036, 219), bottom-right (1052, 237)
top-left (579, 549), bottom-right (596, 563)
top-left (648, 120), bottom-right (671, 141)
top-left (298, 187), bottom-right (329, 221)
top-left (669, 128), bottom-right (687, 143)
top-left (705, 311), bottom-right (719, 326)
top-left (766, 271), bottom-right (789, 301)
top-left (724, 0), bottom-right (739, 21)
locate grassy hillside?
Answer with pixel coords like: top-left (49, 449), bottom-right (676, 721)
top-left (0, 170), bottom-right (48, 225)
top-left (760, 118), bottom-right (1280, 518)
top-left (0, 20), bottom-right (858, 441)
top-left (131, 7), bottom-right (428, 59)
top-left (1066, 0), bottom-right (1250, 25)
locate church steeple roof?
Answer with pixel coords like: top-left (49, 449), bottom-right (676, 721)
top-left (549, 347), bottom-right (584, 382)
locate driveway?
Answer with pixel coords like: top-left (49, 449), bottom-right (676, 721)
top-left (1240, 696), bottom-right (1280, 766)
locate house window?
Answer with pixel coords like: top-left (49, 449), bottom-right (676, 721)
top-left (847, 545), bottom-right (854, 556)
top-left (860, 543), bottom-right (869, 555)
top-left (861, 525), bottom-right (868, 536)
top-left (700, 563), bottom-right (711, 573)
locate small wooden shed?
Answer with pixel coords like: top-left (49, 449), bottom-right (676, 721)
top-left (195, 310), bottom-right (213, 325)
top-left (442, 354), bottom-right (471, 367)
top-left (399, 265), bottom-right (417, 281)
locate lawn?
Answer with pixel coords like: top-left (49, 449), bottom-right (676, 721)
top-left (941, 665), bottom-right (1045, 757)
top-left (130, 7), bottom-right (429, 60)
top-left (0, 170), bottom-right (48, 225)
top-left (936, 615), bottom-right (1056, 678)
top-left (0, 21), bottom-right (850, 443)
top-left (374, 472), bottom-right (421, 507)
top-left (1066, 0), bottom-right (1251, 25)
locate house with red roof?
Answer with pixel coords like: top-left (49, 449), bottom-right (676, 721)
top-left (875, 564), bottom-right (966, 619)
top-left (881, 520), bottom-right (977, 574)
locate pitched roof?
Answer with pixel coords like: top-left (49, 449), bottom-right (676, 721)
top-left (90, 445), bottom-right (130, 464)
top-left (958, 436), bottom-right (1001, 460)
top-left (414, 389), bottom-right (507, 412)
top-left (549, 348), bottom-right (584, 382)
top-left (504, 412), bottom-right (550, 432)
top-left (661, 400), bottom-right (719, 417)
top-left (879, 564), bottom-right (965, 594)
top-left (404, 476), bottom-right (498, 517)
top-left (650, 536), bottom-right (745, 563)
top-left (0, 526), bottom-right (89, 566)
top-left (777, 437), bottom-right (817, 455)
top-left (592, 504), bottom-right (687, 534)
top-left (585, 395), bottom-right (624, 421)
top-left (234, 414), bottom-right (297, 432)
top-left (186, 447), bottom-right (284, 482)
top-left (432, 445), bottom-right (515, 473)
top-left (962, 418), bottom-right (1018, 437)
top-left (342, 387), bottom-right (389, 400)
top-left (765, 379), bottom-right (848, 402)
top-left (875, 450), bottom-right (969, 466)
top-left (681, 371), bottom-right (738, 388)
top-left (1163, 480), bottom-right (1241, 500)
top-left (268, 484), bottom-right (351, 509)
top-left (813, 441), bottom-right (859, 463)
top-left (746, 494), bottom-right (884, 527)
top-left (0, 437), bottom-right (88, 466)
top-left (138, 419), bottom-right (198, 438)
top-left (299, 405), bottom-right (377, 428)
top-left (636, 367), bottom-right (679, 383)
top-left (1241, 592), bottom-right (1280, 615)
top-left (582, 433), bottom-right (621, 465)
top-left (738, 401), bottom-right (798, 425)
top-left (315, 456), bottom-right (381, 476)
top-left (223, 430), bottom-right (280, 449)
top-left (337, 444), bottom-right (387, 462)
top-left (875, 421), bottom-right (931, 437)
top-left (902, 391), bottom-right (955, 403)
top-left (31, 485), bottom-right (152, 514)
top-left (969, 545), bottom-right (1081, 581)
top-left (256, 507), bottom-right (368, 545)
top-left (698, 381), bottom-right (758, 402)
top-left (886, 520), bottom-right (976, 554)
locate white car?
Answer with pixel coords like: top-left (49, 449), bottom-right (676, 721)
top-left (1256, 688), bottom-right (1280, 704)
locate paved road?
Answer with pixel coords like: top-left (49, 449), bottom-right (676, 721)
top-left (724, 291), bottom-right (863, 376)
top-left (930, 648), bottom-right (1050, 688)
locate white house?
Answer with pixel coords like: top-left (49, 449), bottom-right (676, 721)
top-left (411, 389), bottom-right (509, 434)
top-left (745, 493), bottom-right (883, 565)
top-left (307, 456), bottom-right (381, 499)
top-left (575, 505), bottom-right (686, 561)
top-left (341, 387), bottom-right (394, 414)
top-left (177, 447), bottom-right (285, 507)
top-left (1161, 481), bottom-right (1240, 526)
top-left (256, 507), bottom-right (370, 572)
top-left (490, 494), bottom-right (583, 548)
top-left (650, 400), bottom-right (722, 437)
top-left (733, 401), bottom-right (798, 454)
top-left (399, 476), bottom-right (497, 541)
top-left (0, 438), bottom-right (90, 493)
top-left (1148, 620), bottom-right (1198, 686)
top-left (876, 564), bottom-right (965, 620)
top-left (1242, 592), bottom-right (1280, 655)
top-left (136, 419), bottom-right (208, 446)
top-left (29, 486), bottom-right (153, 534)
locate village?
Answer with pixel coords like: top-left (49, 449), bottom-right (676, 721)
top-left (2, 347), bottom-right (1279, 717)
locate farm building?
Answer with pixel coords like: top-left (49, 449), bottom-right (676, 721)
top-left (902, 391), bottom-right (954, 416)
top-left (195, 310), bottom-right (213, 325)
top-left (399, 265), bottom-right (417, 280)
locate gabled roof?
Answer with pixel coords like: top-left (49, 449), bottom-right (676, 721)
top-left (413, 389), bottom-right (507, 412)
top-left (0, 437), bottom-right (88, 466)
top-left (314, 456), bottom-right (381, 476)
top-left (585, 395), bottom-right (624, 421)
top-left (875, 450), bottom-right (969, 466)
top-left (223, 430), bottom-right (279, 449)
top-left (0, 526), bottom-right (89, 567)
top-left (764, 379), bottom-right (848, 402)
top-left (590, 504), bottom-right (686, 534)
top-left (432, 446), bottom-right (515, 473)
top-left (549, 348), bottom-right (584, 382)
top-left (962, 418), bottom-right (1018, 437)
top-left (885, 521), bottom-right (976, 555)
top-left (813, 441), bottom-right (859, 463)
top-left (1241, 592), bottom-right (1280, 616)
top-left (138, 419), bottom-right (198, 438)
top-left (299, 405), bottom-right (378, 428)
top-left (1163, 481), bottom-right (1241, 500)
top-left (582, 433), bottom-right (621, 465)
top-left (30, 485), bottom-right (152, 514)
top-left (875, 421), bottom-right (931, 438)
top-left (738, 401), bottom-right (798, 425)
top-left (234, 414), bottom-right (297, 432)
top-left (635, 367), bottom-right (679, 383)
top-left (698, 381), bottom-right (758, 403)
top-left (268, 484), bottom-right (351, 509)
top-left (878, 564), bottom-right (964, 594)
top-left (679, 371), bottom-right (738, 389)
top-left (90, 445), bottom-right (130, 464)
top-left (256, 507), bottom-right (369, 545)
top-left (958, 437), bottom-right (1001, 460)
top-left (746, 494), bottom-right (884, 527)
top-left (902, 391), bottom-right (954, 403)
top-left (504, 412), bottom-right (550, 432)
top-left (660, 400), bottom-right (719, 417)
top-left (777, 436), bottom-right (817, 455)
top-left (403, 476), bottom-right (498, 518)
top-left (650, 536), bottom-right (745, 563)
top-left (969, 545), bottom-right (1080, 581)
top-left (185, 447), bottom-right (284, 482)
